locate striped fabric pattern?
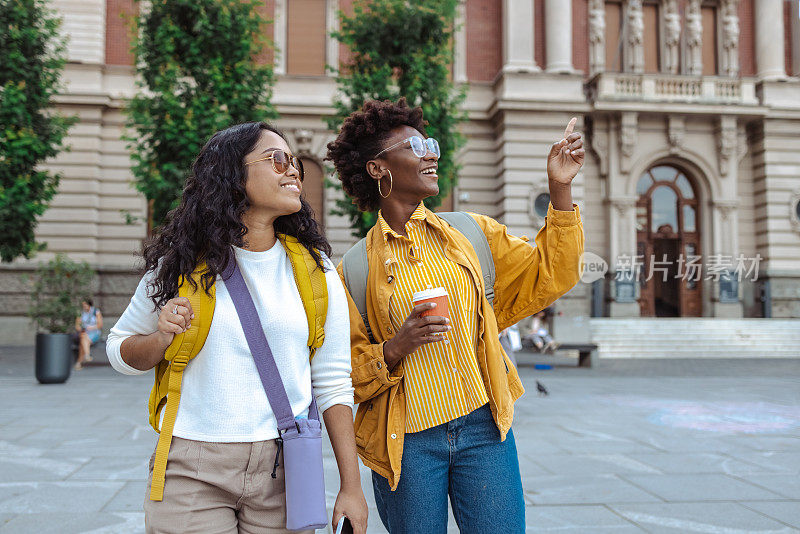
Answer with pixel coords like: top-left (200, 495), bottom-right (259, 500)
top-left (378, 203), bottom-right (489, 433)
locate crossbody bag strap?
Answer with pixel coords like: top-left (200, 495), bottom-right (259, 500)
top-left (223, 257), bottom-right (318, 430)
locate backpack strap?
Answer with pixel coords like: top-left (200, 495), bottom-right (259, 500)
top-left (340, 212), bottom-right (495, 346)
top-left (437, 212), bottom-right (495, 307)
top-left (342, 237), bottom-right (376, 344)
top-left (149, 264), bottom-right (215, 501)
top-left (279, 234), bottom-right (328, 359)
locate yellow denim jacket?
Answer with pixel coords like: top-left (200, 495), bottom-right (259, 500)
top-left (336, 203), bottom-right (584, 490)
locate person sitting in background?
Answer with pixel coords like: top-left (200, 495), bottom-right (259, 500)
top-left (522, 308), bottom-right (558, 354)
top-left (74, 299), bottom-right (103, 370)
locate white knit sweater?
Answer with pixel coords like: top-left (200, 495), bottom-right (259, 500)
top-left (106, 243), bottom-right (354, 442)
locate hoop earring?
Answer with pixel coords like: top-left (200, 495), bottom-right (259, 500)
top-left (378, 169), bottom-right (393, 198)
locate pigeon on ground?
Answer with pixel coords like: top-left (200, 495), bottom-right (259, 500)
top-left (536, 380), bottom-right (549, 396)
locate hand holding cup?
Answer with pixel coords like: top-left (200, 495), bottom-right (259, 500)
top-left (383, 288), bottom-right (451, 369)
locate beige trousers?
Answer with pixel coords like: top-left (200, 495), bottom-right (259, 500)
top-left (144, 437), bottom-right (314, 534)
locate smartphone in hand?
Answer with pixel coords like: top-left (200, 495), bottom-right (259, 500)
top-left (335, 515), bottom-right (354, 534)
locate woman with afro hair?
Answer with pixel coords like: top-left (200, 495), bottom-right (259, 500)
top-left (327, 98), bottom-right (585, 533)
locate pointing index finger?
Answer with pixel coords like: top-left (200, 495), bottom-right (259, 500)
top-left (564, 117), bottom-right (577, 138)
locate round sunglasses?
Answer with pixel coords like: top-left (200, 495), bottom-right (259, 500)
top-left (244, 149), bottom-right (304, 181)
top-left (374, 136), bottom-right (440, 159)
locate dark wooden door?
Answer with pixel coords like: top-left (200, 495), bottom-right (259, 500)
top-left (636, 165), bottom-right (702, 317)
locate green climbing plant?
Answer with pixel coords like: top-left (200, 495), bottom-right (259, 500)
top-left (328, 0), bottom-right (467, 237)
top-left (125, 0), bottom-right (278, 228)
top-left (0, 0), bottom-right (76, 262)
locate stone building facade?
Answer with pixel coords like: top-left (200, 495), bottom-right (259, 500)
top-left (2, 0), bottom-right (799, 344)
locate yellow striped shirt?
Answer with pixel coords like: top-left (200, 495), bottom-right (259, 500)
top-left (377, 203), bottom-right (489, 433)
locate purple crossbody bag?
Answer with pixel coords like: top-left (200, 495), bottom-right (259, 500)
top-left (224, 258), bottom-right (328, 531)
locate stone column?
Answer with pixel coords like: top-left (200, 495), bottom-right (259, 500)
top-left (503, 0), bottom-right (539, 72)
top-left (326, 0), bottom-right (339, 75)
top-left (545, 0), bottom-right (574, 73)
top-left (454, 0), bottom-right (468, 83)
top-left (273, 0), bottom-right (287, 76)
top-left (793, 0), bottom-right (800, 76)
top-left (755, 0), bottom-right (786, 80)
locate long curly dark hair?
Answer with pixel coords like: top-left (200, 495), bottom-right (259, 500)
top-left (326, 98), bottom-right (427, 212)
top-left (142, 122), bottom-right (331, 309)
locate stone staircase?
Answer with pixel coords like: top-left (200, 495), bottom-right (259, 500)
top-left (588, 318), bottom-right (800, 359)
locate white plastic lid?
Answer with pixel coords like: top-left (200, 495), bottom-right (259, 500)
top-left (412, 286), bottom-right (448, 301)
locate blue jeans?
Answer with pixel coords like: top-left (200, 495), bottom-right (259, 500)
top-left (372, 404), bottom-right (525, 534)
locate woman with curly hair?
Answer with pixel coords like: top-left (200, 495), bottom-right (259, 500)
top-left (327, 99), bottom-right (585, 533)
top-left (107, 122), bottom-right (367, 533)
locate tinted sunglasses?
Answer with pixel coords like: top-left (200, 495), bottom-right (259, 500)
top-left (244, 149), bottom-right (304, 181)
top-left (374, 136), bottom-right (440, 159)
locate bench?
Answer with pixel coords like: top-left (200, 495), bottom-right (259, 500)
top-left (552, 343), bottom-right (598, 368)
top-left (550, 316), bottom-right (598, 368)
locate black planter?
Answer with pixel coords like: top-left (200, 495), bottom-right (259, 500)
top-left (35, 332), bottom-right (72, 384)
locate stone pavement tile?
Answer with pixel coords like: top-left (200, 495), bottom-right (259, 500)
top-left (525, 505), bottom-right (644, 533)
top-left (0, 413), bottom-right (23, 426)
top-left (620, 473), bottom-right (785, 501)
top-left (47, 438), bottom-right (157, 459)
top-left (735, 436), bottom-right (800, 452)
top-left (742, 501), bottom-right (800, 529)
top-left (0, 512), bottom-right (145, 534)
top-left (741, 474), bottom-right (800, 499)
top-left (0, 455), bottom-right (86, 482)
top-left (101, 481), bottom-right (146, 513)
top-left (0, 482), bottom-right (123, 514)
top-left (0, 424), bottom-right (37, 441)
top-left (529, 453), bottom-right (662, 476)
top-left (517, 454), bottom-right (553, 476)
top-left (726, 451), bottom-right (800, 474)
top-left (632, 434), bottom-right (753, 455)
top-left (68, 456), bottom-right (150, 481)
top-left (0, 514), bottom-right (15, 529)
top-left (628, 452), bottom-right (778, 476)
top-left (508, 433), bottom-right (565, 455)
top-left (556, 437), bottom-right (659, 455)
top-left (608, 502), bottom-right (798, 534)
top-left (522, 474), bottom-right (662, 505)
top-left (19, 424), bottom-right (134, 443)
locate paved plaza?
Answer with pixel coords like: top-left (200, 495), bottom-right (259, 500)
top-left (1, 346), bottom-right (799, 533)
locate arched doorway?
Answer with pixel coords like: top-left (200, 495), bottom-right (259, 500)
top-left (300, 158), bottom-right (325, 229)
top-left (636, 165), bottom-right (701, 317)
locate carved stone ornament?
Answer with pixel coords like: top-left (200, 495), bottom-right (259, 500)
top-left (663, 0), bottom-right (681, 74)
top-left (611, 198), bottom-right (635, 217)
top-left (790, 190), bottom-right (800, 234)
top-left (625, 0), bottom-right (645, 73)
top-left (589, 0), bottom-right (606, 75)
top-left (685, 0), bottom-right (703, 76)
top-left (620, 113), bottom-right (637, 172)
top-left (589, 120), bottom-right (610, 178)
top-left (714, 200), bottom-right (738, 221)
top-left (717, 117), bottom-right (737, 176)
top-left (720, 0), bottom-right (740, 77)
top-left (293, 129), bottom-right (314, 154)
top-left (668, 116), bottom-right (685, 153)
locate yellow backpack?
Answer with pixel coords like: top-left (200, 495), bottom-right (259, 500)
top-left (148, 234), bottom-right (328, 501)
